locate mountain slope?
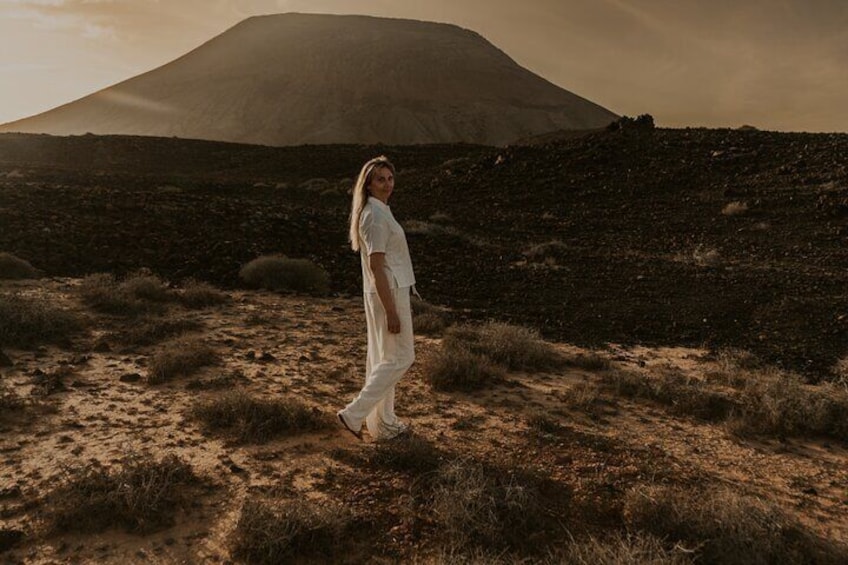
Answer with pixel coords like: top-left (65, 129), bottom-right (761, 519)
top-left (0, 14), bottom-right (616, 146)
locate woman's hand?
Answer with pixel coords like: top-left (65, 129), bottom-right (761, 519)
top-left (386, 309), bottom-right (401, 334)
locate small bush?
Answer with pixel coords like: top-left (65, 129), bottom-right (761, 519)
top-left (0, 252), bottom-right (39, 279)
top-left (412, 296), bottom-right (450, 335)
top-left (608, 369), bottom-right (734, 421)
top-left (78, 272), bottom-right (172, 316)
top-left (47, 454), bottom-right (200, 534)
top-left (232, 497), bottom-right (350, 564)
top-left (731, 371), bottom-right (848, 439)
top-left (191, 390), bottom-right (329, 443)
top-left (430, 459), bottom-right (544, 552)
top-left (368, 434), bottom-right (444, 475)
top-left (120, 271), bottom-right (171, 302)
top-left (116, 317), bottom-right (203, 347)
top-left (563, 381), bottom-right (604, 412)
top-left (444, 323), bottom-right (563, 372)
top-left (0, 292), bottom-right (82, 348)
top-left (423, 342), bottom-right (505, 392)
top-left (721, 201), bottom-right (749, 216)
top-left (147, 338), bottom-right (217, 384)
top-left (239, 255), bottom-right (330, 294)
top-left (177, 279), bottom-right (227, 309)
top-left (624, 485), bottom-right (845, 564)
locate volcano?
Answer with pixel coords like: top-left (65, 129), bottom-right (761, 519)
top-left (0, 13), bottom-right (617, 146)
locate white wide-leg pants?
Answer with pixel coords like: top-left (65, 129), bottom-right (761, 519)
top-left (341, 286), bottom-right (414, 439)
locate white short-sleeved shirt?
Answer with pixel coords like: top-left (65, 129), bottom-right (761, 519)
top-left (359, 196), bottom-right (416, 293)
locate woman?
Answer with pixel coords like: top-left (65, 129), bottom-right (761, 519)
top-left (337, 156), bottom-right (416, 441)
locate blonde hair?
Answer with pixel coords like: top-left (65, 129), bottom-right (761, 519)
top-left (348, 155), bottom-right (395, 251)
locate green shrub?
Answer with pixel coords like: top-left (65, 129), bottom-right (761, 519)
top-left (0, 252), bottom-right (39, 279)
top-left (191, 390), bottom-right (329, 443)
top-left (147, 338), bottom-right (217, 384)
top-left (239, 255), bottom-right (330, 294)
top-left (47, 454), bottom-right (200, 534)
top-left (0, 292), bottom-right (82, 348)
top-left (232, 497), bottom-right (350, 564)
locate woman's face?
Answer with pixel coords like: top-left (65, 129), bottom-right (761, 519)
top-left (367, 166), bottom-right (394, 203)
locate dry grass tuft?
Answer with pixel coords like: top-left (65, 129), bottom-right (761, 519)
top-left (147, 338), bottom-right (217, 384)
top-left (177, 279), bottom-right (228, 309)
top-left (608, 369), bottom-right (735, 421)
top-left (624, 485), bottom-right (847, 564)
top-left (562, 532), bottom-right (693, 564)
top-left (0, 252), bottom-right (39, 279)
top-left (445, 322), bottom-right (563, 372)
top-left (231, 497), bottom-right (350, 564)
top-left (239, 255), bottom-right (330, 295)
top-left (412, 296), bottom-right (450, 335)
top-left (115, 317), bottom-right (203, 347)
top-left (47, 454), bottom-right (201, 534)
top-left (367, 434), bottom-right (444, 475)
top-left (422, 341), bottom-right (505, 392)
top-left (430, 458), bottom-right (546, 552)
top-left (191, 390), bottom-right (329, 443)
top-left (78, 272), bottom-right (172, 316)
top-left (731, 370), bottom-right (848, 439)
top-left (0, 292), bottom-right (83, 348)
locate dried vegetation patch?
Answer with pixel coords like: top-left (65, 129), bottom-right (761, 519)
top-left (191, 390), bottom-right (329, 443)
top-left (78, 272), bottom-right (172, 316)
top-left (424, 322), bottom-right (562, 391)
top-left (231, 497), bottom-right (351, 565)
top-left (239, 255), bottom-right (330, 295)
top-left (147, 338), bottom-right (217, 384)
top-left (45, 454), bottom-right (202, 534)
top-left (0, 292), bottom-right (83, 348)
top-left (624, 485), bottom-right (848, 564)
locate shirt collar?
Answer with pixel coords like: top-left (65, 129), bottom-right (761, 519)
top-left (368, 196), bottom-right (391, 212)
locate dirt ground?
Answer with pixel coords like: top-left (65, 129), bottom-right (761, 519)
top-left (1, 278), bottom-right (846, 563)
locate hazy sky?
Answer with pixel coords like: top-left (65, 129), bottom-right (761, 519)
top-left (1, 0), bottom-right (846, 131)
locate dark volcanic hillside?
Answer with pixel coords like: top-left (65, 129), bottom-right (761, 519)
top-left (0, 13), bottom-right (616, 146)
top-left (1, 128), bottom-right (846, 376)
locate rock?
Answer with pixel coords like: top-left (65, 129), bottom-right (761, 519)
top-left (119, 373), bottom-right (142, 383)
top-left (0, 350), bottom-right (12, 368)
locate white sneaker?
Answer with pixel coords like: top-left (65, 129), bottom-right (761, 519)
top-left (378, 420), bottom-right (410, 440)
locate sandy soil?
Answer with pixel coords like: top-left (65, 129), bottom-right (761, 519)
top-left (1, 278), bottom-right (846, 563)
